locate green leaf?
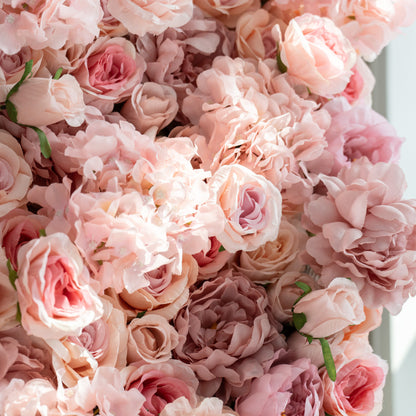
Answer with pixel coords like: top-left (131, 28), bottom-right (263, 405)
top-left (29, 126), bottom-right (51, 159)
top-left (39, 229), bottom-right (46, 237)
top-left (218, 245), bottom-right (225, 252)
top-left (293, 312), bottom-right (306, 331)
top-left (295, 281), bottom-right (312, 295)
top-left (136, 311), bottom-right (146, 319)
top-left (7, 260), bottom-right (18, 290)
top-left (306, 230), bottom-right (315, 237)
top-left (16, 302), bottom-right (22, 324)
top-left (94, 241), bottom-right (105, 252)
top-left (6, 100), bottom-right (18, 123)
top-left (53, 67), bottom-right (63, 80)
top-left (306, 335), bottom-right (313, 344)
top-left (276, 50), bottom-right (288, 74)
top-left (6, 59), bottom-right (33, 101)
top-left (320, 338), bottom-right (336, 382)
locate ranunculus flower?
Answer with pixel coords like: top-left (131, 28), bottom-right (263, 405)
top-left (0, 130), bottom-right (32, 218)
top-left (127, 313), bottom-right (179, 364)
top-left (236, 358), bottom-right (324, 416)
top-left (160, 397), bottom-right (238, 416)
top-left (123, 359), bottom-right (199, 416)
top-left (121, 82), bottom-right (178, 134)
top-left (303, 158), bottom-right (416, 314)
top-left (209, 164), bottom-right (282, 253)
top-left (279, 13), bottom-right (356, 96)
top-left (293, 278), bottom-right (366, 338)
top-left (106, 0), bottom-right (194, 36)
top-left (174, 270), bottom-right (285, 400)
top-left (233, 218), bottom-right (306, 283)
top-left (16, 232), bottom-right (104, 340)
top-left (10, 75), bottom-right (85, 127)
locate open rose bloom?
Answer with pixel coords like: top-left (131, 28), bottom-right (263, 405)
top-left (0, 1), bottom-right (414, 415)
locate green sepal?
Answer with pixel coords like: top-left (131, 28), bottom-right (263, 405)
top-left (293, 312), bottom-right (306, 331)
top-left (6, 59), bottom-right (33, 101)
top-left (53, 67), bottom-right (63, 80)
top-left (136, 311), bottom-right (146, 319)
top-left (295, 281), bottom-right (312, 295)
top-left (306, 335), bottom-right (313, 344)
top-left (6, 100), bottom-right (18, 123)
top-left (16, 302), bottom-right (22, 324)
top-left (39, 229), bottom-right (46, 237)
top-left (29, 126), bottom-right (51, 159)
top-left (276, 50), bottom-right (288, 74)
top-left (320, 338), bottom-right (336, 382)
top-left (218, 245), bottom-right (225, 252)
top-left (7, 260), bottom-right (18, 290)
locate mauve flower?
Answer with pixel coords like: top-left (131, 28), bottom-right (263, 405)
top-left (0, 262), bottom-right (17, 331)
top-left (160, 396), bottom-right (238, 416)
top-left (174, 270), bottom-right (285, 401)
top-left (279, 14), bottom-right (356, 96)
top-left (16, 232), bottom-right (104, 339)
top-left (123, 359), bottom-right (199, 416)
top-left (304, 158), bottom-right (416, 314)
top-left (236, 358), bottom-right (324, 416)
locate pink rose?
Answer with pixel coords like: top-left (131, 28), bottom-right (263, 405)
top-left (106, 0), bottom-right (194, 36)
top-left (121, 82), bottom-right (178, 134)
top-left (293, 278), bottom-right (366, 338)
top-left (209, 164), bottom-right (282, 253)
top-left (236, 358), bottom-right (324, 416)
top-left (99, 0), bottom-right (129, 37)
top-left (0, 258), bottom-right (17, 331)
top-left (174, 270), bottom-right (285, 400)
top-left (0, 130), bottom-right (32, 218)
top-left (161, 397), bottom-right (238, 416)
top-left (279, 14), bottom-right (356, 96)
top-left (10, 74), bottom-right (86, 127)
top-left (72, 37), bottom-right (145, 113)
top-left (16, 232), bottom-right (103, 339)
top-left (123, 359), bottom-right (199, 416)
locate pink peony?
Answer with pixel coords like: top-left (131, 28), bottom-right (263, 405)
top-left (304, 158), bottom-right (416, 314)
top-left (174, 270), bottom-right (285, 400)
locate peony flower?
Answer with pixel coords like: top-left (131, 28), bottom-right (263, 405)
top-left (236, 357), bottom-right (324, 416)
top-left (304, 158), bottom-right (416, 314)
top-left (293, 278), bottom-right (366, 338)
top-left (209, 164), bottom-right (282, 253)
top-left (16, 232), bottom-right (104, 339)
top-left (106, 0), bottom-right (194, 36)
top-left (127, 313), bottom-right (179, 364)
top-left (279, 13), bottom-right (357, 96)
top-left (10, 75), bottom-right (86, 127)
top-left (174, 270), bottom-right (285, 400)
top-left (160, 396), bottom-right (238, 416)
top-left (0, 130), bottom-right (32, 218)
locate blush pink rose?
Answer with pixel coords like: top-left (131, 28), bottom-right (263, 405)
top-left (160, 397), bottom-right (238, 416)
top-left (236, 358), bottom-right (324, 416)
top-left (0, 130), bottom-right (32, 218)
top-left (10, 74), bottom-right (86, 127)
top-left (209, 164), bottom-right (282, 253)
top-left (106, 0), bottom-right (194, 36)
top-left (0, 262), bottom-right (17, 331)
top-left (293, 278), bottom-right (366, 338)
top-left (121, 82), bottom-right (178, 134)
top-left (16, 232), bottom-right (104, 340)
top-left (174, 270), bottom-right (285, 401)
top-left (279, 13), bottom-right (357, 96)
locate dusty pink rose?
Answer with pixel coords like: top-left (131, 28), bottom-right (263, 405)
top-left (233, 218), bottom-right (306, 283)
top-left (127, 313), bottom-right (179, 364)
top-left (99, 0), bottom-right (128, 37)
top-left (304, 158), bottom-right (416, 314)
top-left (174, 270), bottom-right (285, 400)
top-left (121, 82), bottom-right (178, 134)
top-left (123, 359), bottom-right (199, 416)
top-left (279, 13), bottom-right (356, 96)
top-left (160, 397), bottom-right (238, 416)
top-left (72, 36), bottom-right (145, 112)
top-left (236, 358), bottom-right (324, 416)
top-left (235, 9), bottom-right (281, 59)
top-left (0, 262), bottom-right (17, 331)
top-left (322, 339), bottom-right (387, 416)
top-left (46, 298), bottom-right (127, 387)
top-left (209, 164), bottom-right (282, 253)
top-left (0, 130), bottom-right (32, 218)
top-left (294, 278), bottom-right (366, 338)
top-left (10, 74), bottom-right (85, 127)
top-left (16, 232), bottom-right (104, 339)
top-left (107, 0), bottom-right (193, 36)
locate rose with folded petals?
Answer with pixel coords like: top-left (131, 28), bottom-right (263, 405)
top-left (127, 313), bottom-right (179, 364)
top-left (106, 0), bottom-right (194, 36)
top-left (9, 75), bottom-right (85, 127)
top-left (72, 37), bottom-right (145, 113)
top-left (209, 164), bottom-right (282, 253)
top-left (236, 357), bottom-right (324, 416)
top-left (99, 0), bottom-right (128, 37)
top-left (46, 298), bottom-right (127, 387)
top-left (160, 397), bottom-right (238, 416)
top-left (121, 82), bottom-right (178, 134)
top-left (16, 232), bottom-right (103, 340)
top-left (304, 158), bottom-right (416, 313)
top-left (174, 270), bottom-right (285, 400)
top-left (0, 130), bottom-right (32, 218)
top-left (233, 218), bottom-right (306, 284)
top-left (123, 359), bottom-right (199, 416)
top-left (279, 13), bottom-right (356, 96)
top-left (293, 278), bottom-right (365, 338)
